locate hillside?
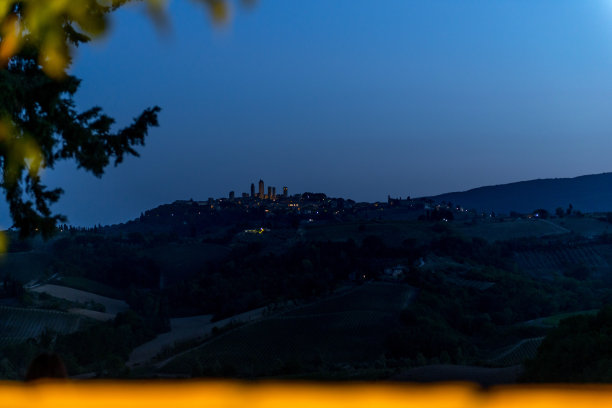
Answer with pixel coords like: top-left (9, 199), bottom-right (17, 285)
top-left (2, 182), bottom-right (612, 380)
top-left (159, 283), bottom-right (414, 378)
top-left (427, 172), bottom-right (612, 214)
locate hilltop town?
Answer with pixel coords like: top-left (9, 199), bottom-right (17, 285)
top-left (136, 179), bottom-right (462, 237)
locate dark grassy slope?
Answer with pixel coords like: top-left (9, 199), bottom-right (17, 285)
top-left (427, 172), bottom-right (612, 214)
top-left (160, 283), bottom-right (413, 377)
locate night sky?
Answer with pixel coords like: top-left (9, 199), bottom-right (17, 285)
top-left (20, 0), bottom-right (612, 226)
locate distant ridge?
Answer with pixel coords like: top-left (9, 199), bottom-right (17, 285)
top-left (426, 172), bottom-right (612, 214)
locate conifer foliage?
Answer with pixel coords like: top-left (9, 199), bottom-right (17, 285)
top-left (0, 2), bottom-right (161, 237)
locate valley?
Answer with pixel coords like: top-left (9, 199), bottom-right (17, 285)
top-left (0, 192), bottom-right (610, 383)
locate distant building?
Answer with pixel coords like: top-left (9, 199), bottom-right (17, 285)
top-left (283, 186), bottom-right (288, 198)
top-left (383, 265), bottom-right (407, 281)
top-left (259, 179), bottom-right (264, 199)
top-left (229, 191), bottom-right (235, 200)
top-left (242, 192), bottom-right (249, 198)
top-left (250, 183), bottom-right (255, 198)
top-left (268, 186), bottom-right (272, 200)
top-left (388, 195), bottom-right (415, 208)
top-left (272, 187), bottom-right (276, 200)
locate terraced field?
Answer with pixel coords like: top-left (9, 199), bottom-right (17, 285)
top-left (488, 337), bottom-right (544, 367)
top-left (454, 219), bottom-right (567, 242)
top-left (0, 306), bottom-right (83, 345)
top-left (554, 217), bottom-right (612, 238)
top-left (515, 245), bottom-right (608, 277)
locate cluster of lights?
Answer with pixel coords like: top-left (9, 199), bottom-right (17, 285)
top-left (244, 228), bottom-right (266, 234)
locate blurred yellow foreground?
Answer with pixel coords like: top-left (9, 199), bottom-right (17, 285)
top-left (0, 381), bottom-right (611, 408)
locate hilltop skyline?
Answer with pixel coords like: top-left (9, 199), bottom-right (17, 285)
top-left (9, 0), bottom-right (612, 227)
top-left (5, 170), bottom-right (608, 229)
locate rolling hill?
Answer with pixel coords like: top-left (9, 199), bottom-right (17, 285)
top-left (427, 172), bottom-right (612, 214)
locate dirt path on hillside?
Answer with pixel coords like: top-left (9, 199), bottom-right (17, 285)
top-left (540, 219), bottom-right (570, 235)
top-left (129, 285), bottom-right (364, 368)
top-left (128, 314), bottom-right (213, 367)
top-left (128, 307), bottom-right (266, 368)
top-left (149, 283), bottom-right (416, 370)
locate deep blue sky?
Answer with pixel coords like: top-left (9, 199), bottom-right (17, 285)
top-left (28, 0), bottom-right (612, 226)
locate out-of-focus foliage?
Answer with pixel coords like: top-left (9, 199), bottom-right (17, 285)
top-left (0, 0), bottom-right (249, 239)
top-left (0, 0), bottom-right (251, 76)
